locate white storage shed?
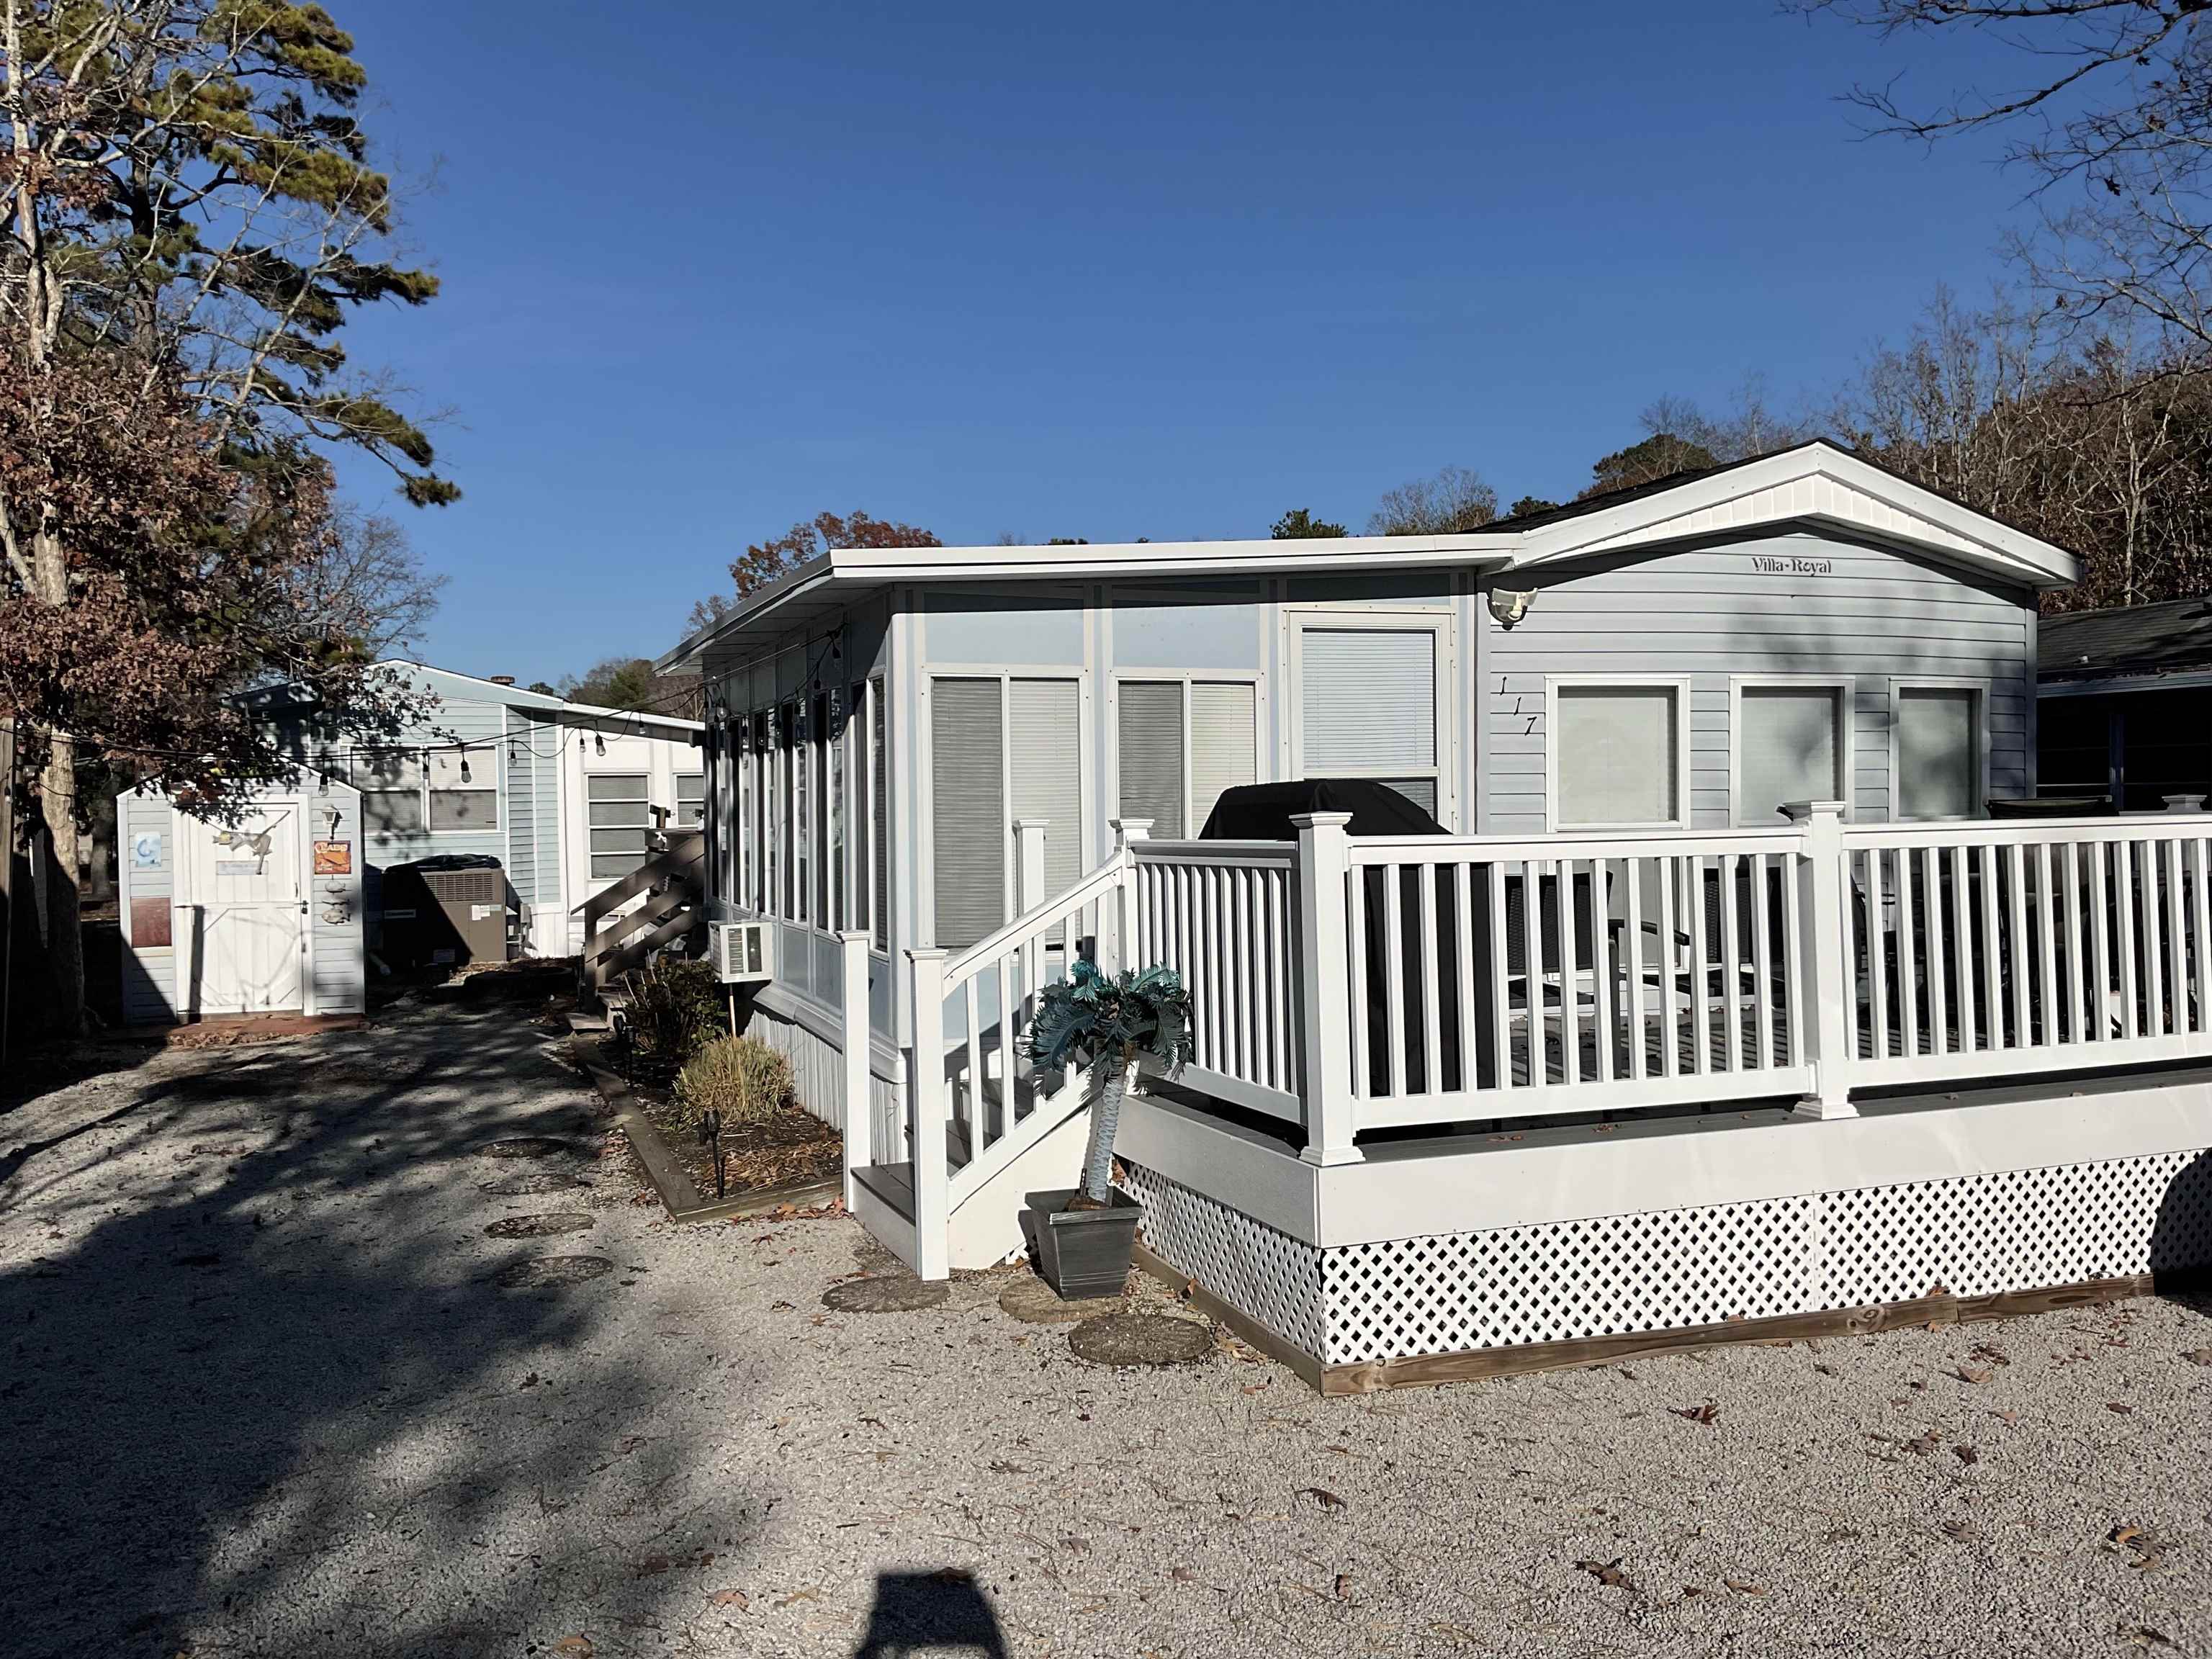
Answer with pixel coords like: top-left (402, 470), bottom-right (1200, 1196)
top-left (117, 773), bottom-right (367, 1024)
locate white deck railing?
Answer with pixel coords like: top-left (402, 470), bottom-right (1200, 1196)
top-left (1131, 840), bottom-right (1304, 1123)
top-left (1840, 817), bottom-right (2212, 1086)
top-left (876, 801), bottom-right (2212, 1272)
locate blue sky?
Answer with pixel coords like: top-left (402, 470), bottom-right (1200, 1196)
top-left (336, 2), bottom-right (2033, 685)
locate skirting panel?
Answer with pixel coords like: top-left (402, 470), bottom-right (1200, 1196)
top-left (1123, 1148), bottom-right (2212, 1371)
top-left (742, 1002), bottom-right (904, 1157)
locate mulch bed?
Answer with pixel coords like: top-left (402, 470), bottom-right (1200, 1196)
top-left (628, 1074), bottom-right (842, 1202)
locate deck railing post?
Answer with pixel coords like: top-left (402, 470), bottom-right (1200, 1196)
top-left (907, 946), bottom-right (951, 1280)
top-left (1789, 799), bottom-right (1858, 1120)
top-left (1016, 818), bottom-right (1051, 912)
top-left (1292, 811), bottom-right (1362, 1165)
top-left (1107, 818), bottom-right (1150, 975)
top-left (839, 930), bottom-right (872, 1213)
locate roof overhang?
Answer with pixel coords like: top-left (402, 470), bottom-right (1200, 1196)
top-left (657, 441), bottom-right (2080, 672)
top-left (1503, 443), bottom-right (2080, 591)
top-left (656, 532), bottom-right (1521, 670)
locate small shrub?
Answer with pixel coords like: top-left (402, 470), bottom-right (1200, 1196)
top-left (674, 1035), bottom-right (795, 1130)
top-left (622, 957), bottom-right (724, 1069)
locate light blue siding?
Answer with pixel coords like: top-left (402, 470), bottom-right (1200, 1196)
top-left (1480, 531), bottom-right (2036, 832)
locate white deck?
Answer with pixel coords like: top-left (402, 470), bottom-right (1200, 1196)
top-left (838, 808), bottom-right (2212, 1378)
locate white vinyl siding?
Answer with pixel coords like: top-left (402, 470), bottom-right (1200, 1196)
top-left (1552, 684), bottom-right (1683, 828)
top-left (1118, 681), bottom-right (1185, 839)
top-left (1297, 625), bottom-right (1440, 817)
top-left (1190, 682), bottom-right (1257, 836)
top-left (1010, 678), bottom-right (1082, 899)
top-left (931, 678), bottom-right (1005, 951)
top-left (1736, 685), bottom-right (1845, 825)
top-left (426, 750), bottom-right (498, 832)
top-left (1897, 685), bottom-right (1981, 820)
top-left (587, 773), bottom-right (652, 879)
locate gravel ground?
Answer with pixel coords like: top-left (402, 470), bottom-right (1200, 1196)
top-left (5, 988), bottom-right (2211, 1659)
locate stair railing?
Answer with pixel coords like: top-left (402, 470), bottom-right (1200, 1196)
top-left (899, 819), bottom-right (1148, 1278)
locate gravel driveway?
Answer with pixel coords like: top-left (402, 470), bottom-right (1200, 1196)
top-left (5, 984), bottom-right (2210, 1658)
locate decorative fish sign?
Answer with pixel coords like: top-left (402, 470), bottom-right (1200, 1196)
top-left (211, 825), bottom-right (274, 873)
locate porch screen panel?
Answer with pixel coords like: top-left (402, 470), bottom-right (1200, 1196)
top-left (1898, 687), bottom-right (1978, 819)
top-left (1739, 687), bottom-right (1841, 824)
top-left (1010, 678), bottom-right (1081, 901)
top-left (871, 678), bottom-right (889, 950)
top-left (1190, 682), bottom-right (1256, 835)
top-left (1118, 681), bottom-right (1186, 837)
top-left (931, 678), bottom-right (1004, 951)
top-left (1556, 686), bottom-right (1678, 826)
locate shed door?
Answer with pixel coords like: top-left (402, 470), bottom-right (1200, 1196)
top-left (179, 804), bottom-right (305, 1015)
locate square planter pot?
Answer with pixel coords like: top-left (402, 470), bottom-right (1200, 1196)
top-left (1026, 1187), bottom-right (1143, 1300)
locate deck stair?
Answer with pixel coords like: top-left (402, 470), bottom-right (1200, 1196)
top-left (575, 830), bottom-right (706, 1008)
top-left (845, 829), bottom-right (1143, 1276)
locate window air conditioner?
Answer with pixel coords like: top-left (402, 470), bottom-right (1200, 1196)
top-left (709, 919), bottom-right (775, 984)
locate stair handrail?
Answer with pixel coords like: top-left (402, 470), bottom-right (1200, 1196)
top-left (941, 847), bottom-right (1130, 989)
top-left (902, 822), bottom-right (1151, 1279)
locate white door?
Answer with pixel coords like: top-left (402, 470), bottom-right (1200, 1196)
top-left (179, 804), bottom-right (305, 1015)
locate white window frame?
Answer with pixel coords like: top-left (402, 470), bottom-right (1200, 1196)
top-left (1889, 678), bottom-right (1990, 822)
top-left (1283, 608), bottom-right (1456, 829)
top-left (1543, 675), bottom-right (1694, 832)
top-left (1107, 669), bottom-right (1267, 840)
top-left (1727, 674), bottom-right (1854, 827)
top-left (915, 665), bottom-right (1091, 950)
top-left (349, 747), bottom-right (503, 839)
top-left (583, 769), bottom-right (655, 881)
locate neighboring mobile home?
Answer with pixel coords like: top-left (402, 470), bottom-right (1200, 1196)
top-left (253, 662), bottom-right (704, 961)
top-left (2038, 597), bottom-right (2212, 810)
top-left (662, 441), bottom-right (2212, 1388)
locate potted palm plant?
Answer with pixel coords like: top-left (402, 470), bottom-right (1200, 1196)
top-left (1021, 959), bottom-right (1192, 1298)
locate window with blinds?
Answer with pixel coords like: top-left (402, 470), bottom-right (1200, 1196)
top-left (1737, 685), bottom-right (1843, 824)
top-left (1190, 682), bottom-right (1256, 835)
top-left (931, 678), bottom-right (1005, 950)
top-left (677, 772), bottom-right (706, 828)
top-left (1118, 681), bottom-right (1186, 837)
top-left (1010, 678), bottom-right (1082, 900)
top-left (1555, 685), bottom-right (1681, 827)
top-left (1897, 686), bottom-right (1979, 819)
top-left (427, 750), bottom-right (498, 832)
top-left (1298, 627), bottom-right (1439, 817)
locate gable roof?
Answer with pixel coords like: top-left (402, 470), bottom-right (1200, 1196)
top-left (2040, 597), bottom-right (2212, 683)
top-left (659, 439), bottom-right (2080, 670)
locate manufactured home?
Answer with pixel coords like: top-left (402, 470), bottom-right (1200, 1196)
top-left (252, 662), bottom-right (704, 961)
top-left (660, 441), bottom-right (2212, 1388)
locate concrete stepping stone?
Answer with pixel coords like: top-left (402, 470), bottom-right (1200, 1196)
top-left (1069, 1311), bottom-right (1213, 1367)
top-left (822, 1275), bottom-right (949, 1313)
top-left (484, 1213), bottom-right (594, 1239)
top-left (492, 1255), bottom-right (613, 1288)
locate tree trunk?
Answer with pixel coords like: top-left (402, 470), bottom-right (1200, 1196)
top-left (1078, 1044), bottom-right (1138, 1204)
top-left (38, 745), bottom-right (82, 1035)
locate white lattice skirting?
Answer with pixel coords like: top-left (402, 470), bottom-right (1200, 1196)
top-left (1121, 1149), bottom-right (2212, 1368)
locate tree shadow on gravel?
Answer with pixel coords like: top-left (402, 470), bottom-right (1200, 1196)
top-left (0, 999), bottom-right (772, 1659)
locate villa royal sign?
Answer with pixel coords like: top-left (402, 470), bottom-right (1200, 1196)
top-left (1749, 552), bottom-right (1834, 576)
